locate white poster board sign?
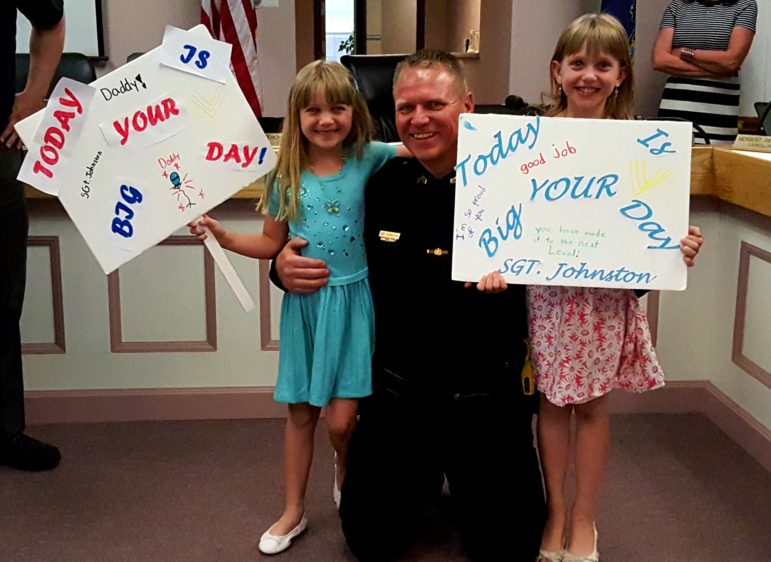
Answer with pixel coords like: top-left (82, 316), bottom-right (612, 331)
top-left (15, 26), bottom-right (277, 290)
top-left (452, 115), bottom-right (692, 291)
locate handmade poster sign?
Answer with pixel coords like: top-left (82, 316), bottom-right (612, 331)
top-left (15, 25), bottom-right (277, 309)
top-left (452, 115), bottom-right (691, 290)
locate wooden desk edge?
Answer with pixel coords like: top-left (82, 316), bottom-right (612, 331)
top-left (689, 146), bottom-right (715, 196)
top-left (711, 148), bottom-right (771, 218)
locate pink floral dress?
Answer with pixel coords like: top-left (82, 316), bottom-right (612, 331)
top-left (526, 286), bottom-right (664, 407)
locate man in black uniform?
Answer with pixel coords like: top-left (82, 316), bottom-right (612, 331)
top-left (276, 50), bottom-right (545, 560)
top-left (0, 1), bottom-right (64, 471)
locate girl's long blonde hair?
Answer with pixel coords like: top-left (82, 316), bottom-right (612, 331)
top-left (547, 13), bottom-right (634, 120)
top-left (263, 60), bottom-right (373, 221)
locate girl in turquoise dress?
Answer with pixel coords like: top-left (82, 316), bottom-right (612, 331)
top-left (190, 60), bottom-right (407, 554)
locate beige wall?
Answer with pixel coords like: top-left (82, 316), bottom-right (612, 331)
top-left (507, 0), bottom-right (599, 106)
top-left (100, 0), bottom-right (296, 117)
top-left (635, 0), bottom-right (670, 118)
top-left (424, 1), bottom-right (480, 54)
top-left (366, 0), bottom-right (384, 54)
top-left (462, 0), bottom-right (514, 105)
top-left (424, 0), bottom-right (448, 51)
top-left (447, 1), bottom-right (481, 55)
top-left (381, 0), bottom-right (416, 54)
top-left (100, 0), bottom-right (201, 75)
top-left (656, 201), bottom-right (771, 430)
top-left (254, 0), bottom-right (297, 116)
top-left (23, 208), bottom-right (283, 392)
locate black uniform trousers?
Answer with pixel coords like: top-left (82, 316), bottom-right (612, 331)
top-left (339, 388), bottom-right (546, 561)
top-left (0, 145), bottom-right (27, 439)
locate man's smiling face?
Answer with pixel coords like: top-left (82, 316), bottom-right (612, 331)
top-left (393, 66), bottom-right (473, 177)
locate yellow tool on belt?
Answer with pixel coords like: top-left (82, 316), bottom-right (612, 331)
top-left (521, 339), bottom-right (535, 396)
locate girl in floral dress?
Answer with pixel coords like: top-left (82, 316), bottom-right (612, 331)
top-left (526, 14), bottom-right (704, 562)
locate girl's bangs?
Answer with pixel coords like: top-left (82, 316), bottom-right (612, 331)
top-left (296, 68), bottom-right (356, 108)
top-left (562, 20), bottom-right (630, 64)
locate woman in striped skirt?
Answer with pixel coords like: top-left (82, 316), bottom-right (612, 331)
top-left (652, 0), bottom-right (757, 144)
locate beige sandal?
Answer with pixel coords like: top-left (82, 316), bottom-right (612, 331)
top-left (537, 548), bottom-right (565, 562)
top-left (563, 524), bottom-right (599, 562)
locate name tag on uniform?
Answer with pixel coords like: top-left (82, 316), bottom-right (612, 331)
top-left (379, 230), bottom-right (401, 242)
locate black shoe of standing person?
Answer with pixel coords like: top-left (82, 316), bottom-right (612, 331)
top-left (0, 433), bottom-right (61, 471)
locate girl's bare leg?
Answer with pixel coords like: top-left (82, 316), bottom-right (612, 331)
top-left (537, 395), bottom-right (573, 554)
top-left (568, 394), bottom-right (609, 556)
top-left (269, 403), bottom-right (321, 535)
top-left (325, 398), bottom-right (358, 488)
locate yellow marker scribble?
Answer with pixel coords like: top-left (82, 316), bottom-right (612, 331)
top-left (629, 160), bottom-right (673, 195)
top-left (191, 85), bottom-right (225, 118)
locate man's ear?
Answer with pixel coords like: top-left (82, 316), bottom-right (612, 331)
top-left (464, 91), bottom-right (474, 113)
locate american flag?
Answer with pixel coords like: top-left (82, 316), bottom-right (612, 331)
top-left (201, 0), bottom-right (263, 117)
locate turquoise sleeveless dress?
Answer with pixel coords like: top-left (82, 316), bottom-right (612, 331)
top-left (268, 142), bottom-right (396, 406)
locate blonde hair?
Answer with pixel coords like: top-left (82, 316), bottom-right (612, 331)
top-left (394, 49), bottom-right (468, 97)
top-left (547, 13), bottom-right (634, 120)
top-left (263, 60), bottom-right (373, 221)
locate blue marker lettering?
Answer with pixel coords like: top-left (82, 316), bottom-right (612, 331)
top-left (180, 44), bottom-right (197, 64)
top-left (595, 174), bottom-right (618, 199)
top-left (530, 178), bottom-right (549, 200)
top-left (114, 200), bottom-right (135, 220)
top-left (478, 203), bottom-right (523, 258)
top-left (570, 175), bottom-right (593, 199)
top-left (455, 154), bottom-right (472, 187)
top-left (499, 258), bottom-right (540, 276)
top-left (619, 199), bottom-right (652, 221)
top-left (637, 128), bottom-right (677, 155)
top-left (112, 217), bottom-right (133, 238)
top-left (111, 183), bottom-right (143, 239)
top-left (546, 262), bottom-right (657, 284)
top-left (531, 174), bottom-right (618, 202)
top-left (619, 199), bottom-right (679, 250)
top-left (545, 178), bottom-right (571, 201)
top-left (195, 50), bottom-right (210, 69)
top-left (478, 229), bottom-right (498, 257)
top-left (454, 115), bottom-right (541, 187)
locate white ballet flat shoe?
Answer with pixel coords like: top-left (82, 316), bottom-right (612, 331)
top-left (258, 516), bottom-right (308, 555)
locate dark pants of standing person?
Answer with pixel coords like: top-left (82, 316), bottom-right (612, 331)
top-left (0, 144), bottom-right (27, 439)
top-left (339, 387), bottom-right (546, 561)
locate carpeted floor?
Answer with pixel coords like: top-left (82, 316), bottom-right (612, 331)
top-left (1, 414), bottom-right (769, 561)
